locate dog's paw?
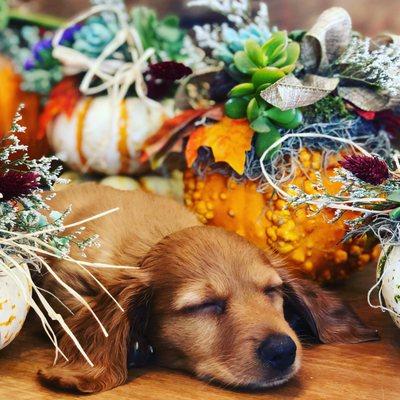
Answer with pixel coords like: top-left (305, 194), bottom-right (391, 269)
top-left (38, 365), bottom-right (123, 394)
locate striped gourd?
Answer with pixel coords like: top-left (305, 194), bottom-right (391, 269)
top-left (47, 96), bottom-right (173, 175)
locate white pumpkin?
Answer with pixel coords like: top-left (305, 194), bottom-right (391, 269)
top-left (0, 263), bottom-right (31, 350)
top-left (47, 96), bottom-right (174, 175)
top-left (377, 246), bottom-right (400, 328)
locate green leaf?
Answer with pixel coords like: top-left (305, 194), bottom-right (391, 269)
top-left (247, 98), bottom-right (260, 122)
top-left (277, 109), bottom-right (303, 129)
top-left (388, 190), bottom-right (400, 203)
top-left (256, 82), bottom-right (272, 97)
top-left (285, 41), bottom-right (301, 65)
top-left (131, 7), bottom-right (157, 50)
top-left (225, 97), bottom-right (249, 119)
top-left (250, 115), bottom-right (273, 133)
top-left (0, 0), bottom-right (9, 29)
top-left (255, 127), bottom-right (282, 158)
top-left (229, 83), bottom-right (255, 98)
top-left (156, 24), bottom-right (182, 42)
top-left (280, 64), bottom-right (296, 74)
top-left (390, 207), bottom-right (400, 220)
top-left (131, 6), bottom-right (184, 59)
top-left (266, 107), bottom-right (297, 125)
top-left (270, 52), bottom-right (288, 68)
top-left (161, 15), bottom-right (180, 27)
top-left (252, 67), bottom-right (285, 88)
top-left (234, 51), bottom-right (258, 74)
top-left (244, 39), bottom-right (266, 67)
top-left (262, 31), bottom-right (288, 61)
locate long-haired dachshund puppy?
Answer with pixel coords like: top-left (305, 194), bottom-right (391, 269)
top-left (38, 183), bottom-right (377, 393)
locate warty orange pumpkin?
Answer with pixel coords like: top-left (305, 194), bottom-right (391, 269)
top-left (184, 148), bottom-right (379, 283)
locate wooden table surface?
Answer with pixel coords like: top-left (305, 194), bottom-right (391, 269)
top-left (1, 264), bottom-right (399, 400)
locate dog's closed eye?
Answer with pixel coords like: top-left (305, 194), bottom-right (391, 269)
top-left (181, 299), bottom-right (226, 316)
top-left (263, 285), bottom-right (283, 298)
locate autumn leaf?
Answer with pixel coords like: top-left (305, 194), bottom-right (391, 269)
top-left (37, 77), bottom-right (81, 139)
top-left (185, 117), bottom-right (254, 175)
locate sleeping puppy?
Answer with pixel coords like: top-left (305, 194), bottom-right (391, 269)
top-left (38, 183), bottom-right (378, 393)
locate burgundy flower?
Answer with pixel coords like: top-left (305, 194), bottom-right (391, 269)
top-left (148, 61), bottom-right (192, 81)
top-left (145, 62), bottom-right (192, 100)
top-left (340, 155), bottom-right (389, 185)
top-left (0, 171), bottom-right (40, 201)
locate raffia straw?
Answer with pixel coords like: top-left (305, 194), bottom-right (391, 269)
top-left (13, 244), bottom-right (109, 338)
top-left (37, 287), bottom-right (75, 316)
top-left (2, 207), bottom-right (119, 242)
top-left (0, 232), bottom-right (135, 270)
top-left (17, 237), bottom-right (125, 312)
top-left (259, 133), bottom-right (389, 214)
top-left (1, 248), bottom-right (95, 365)
top-left (0, 255), bottom-right (68, 364)
top-left (0, 206), bottom-right (132, 365)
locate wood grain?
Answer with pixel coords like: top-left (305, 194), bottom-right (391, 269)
top-left (0, 264), bottom-right (399, 399)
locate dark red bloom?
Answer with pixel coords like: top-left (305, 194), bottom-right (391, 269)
top-left (148, 61), bottom-right (192, 81)
top-left (145, 62), bottom-right (192, 100)
top-left (340, 154), bottom-right (389, 185)
top-left (0, 171), bottom-right (40, 201)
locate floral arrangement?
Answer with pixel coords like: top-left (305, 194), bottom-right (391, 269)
top-left (285, 149), bottom-right (400, 326)
top-left (0, 107), bottom-right (121, 363)
top-left (135, 1), bottom-right (400, 283)
top-left (2, 0), bottom-right (400, 282)
top-left (1, 0), bottom-right (195, 97)
top-left (285, 150), bottom-right (400, 244)
top-left (151, 1), bottom-right (398, 176)
top-left (0, 0), bottom-right (204, 175)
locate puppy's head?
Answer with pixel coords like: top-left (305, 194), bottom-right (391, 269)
top-left (39, 226), bottom-right (378, 393)
top-left (143, 226), bottom-right (377, 389)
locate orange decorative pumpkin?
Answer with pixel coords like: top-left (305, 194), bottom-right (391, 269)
top-left (184, 148), bottom-right (378, 283)
top-left (0, 56), bottom-right (49, 158)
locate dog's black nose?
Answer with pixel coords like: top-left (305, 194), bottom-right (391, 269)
top-left (258, 334), bottom-right (297, 371)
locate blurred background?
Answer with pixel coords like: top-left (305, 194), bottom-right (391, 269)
top-left (9, 0), bottom-right (400, 36)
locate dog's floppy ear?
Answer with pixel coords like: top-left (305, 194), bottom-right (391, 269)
top-left (38, 273), bottom-right (152, 394)
top-left (280, 269), bottom-right (379, 344)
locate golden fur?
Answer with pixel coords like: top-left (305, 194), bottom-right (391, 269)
top-left (37, 183), bottom-right (377, 393)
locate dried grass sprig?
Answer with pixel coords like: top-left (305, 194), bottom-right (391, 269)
top-left (0, 208), bottom-right (130, 366)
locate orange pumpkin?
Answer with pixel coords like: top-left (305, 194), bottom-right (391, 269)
top-left (0, 56), bottom-right (49, 158)
top-left (184, 148), bottom-right (379, 283)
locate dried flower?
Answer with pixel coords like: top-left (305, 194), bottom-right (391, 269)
top-left (148, 61), bottom-right (192, 81)
top-left (0, 171), bottom-right (40, 201)
top-left (340, 154), bottom-right (389, 185)
top-left (335, 37), bottom-right (400, 97)
top-left (146, 62), bottom-right (192, 100)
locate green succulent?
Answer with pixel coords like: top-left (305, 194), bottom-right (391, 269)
top-left (224, 31), bottom-right (303, 159)
top-left (131, 7), bottom-right (185, 61)
top-left (72, 16), bottom-right (118, 59)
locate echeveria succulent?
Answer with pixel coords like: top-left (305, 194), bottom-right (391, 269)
top-left (215, 24), bottom-right (271, 64)
top-left (72, 16), bottom-right (118, 59)
top-left (224, 31), bottom-right (303, 158)
top-left (131, 7), bottom-right (186, 61)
